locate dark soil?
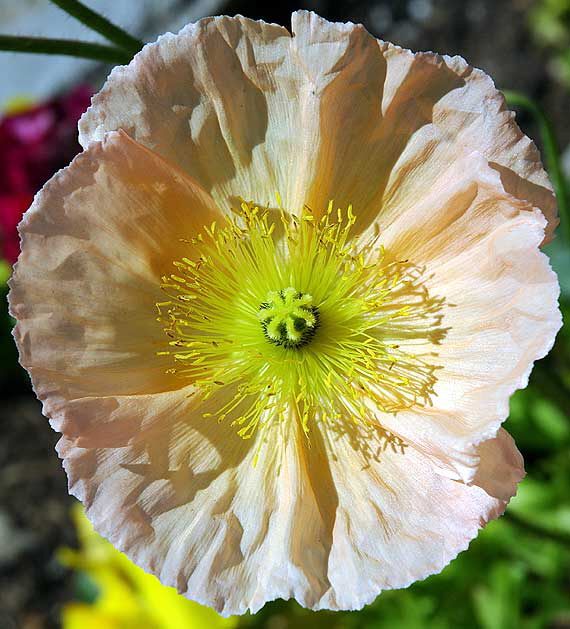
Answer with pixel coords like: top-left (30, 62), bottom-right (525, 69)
top-left (0, 396), bottom-right (76, 629)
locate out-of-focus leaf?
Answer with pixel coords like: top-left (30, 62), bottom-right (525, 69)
top-left (472, 562), bottom-right (524, 629)
top-left (532, 398), bottom-right (569, 441)
top-left (0, 260), bottom-right (10, 285)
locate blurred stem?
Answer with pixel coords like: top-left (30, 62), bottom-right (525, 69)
top-left (503, 90), bottom-right (570, 243)
top-left (0, 35), bottom-right (131, 64)
top-left (505, 510), bottom-right (570, 548)
top-left (50, 0), bottom-right (143, 56)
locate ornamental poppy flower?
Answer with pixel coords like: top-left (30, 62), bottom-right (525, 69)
top-left (9, 11), bottom-right (561, 616)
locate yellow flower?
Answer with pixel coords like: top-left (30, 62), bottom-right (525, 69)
top-left (59, 503), bottom-right (236, 629)
top-left (9, 10), bottom-right (561, 617)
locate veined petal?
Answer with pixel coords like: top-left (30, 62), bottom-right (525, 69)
top-left (56, 382), bottom-right (522, 614)
top-left (78, 16), bottom-right (318, 214)
top-left (292, 12), bottom-right (557, 241)
top-left (470, 428), bottom-right (524, 502)
top-left (79, 11), bottom-right (556, 242)
top-left (367, 154), bottom-right (561, 481)
top-left (311, 424), bottom-right (523, 611)
top-left (9, 130), bottom-right (221, 409)
top-left (56, 393), bottom-right (336, 615)
top-left (56, 387), bottom-right (253, 550)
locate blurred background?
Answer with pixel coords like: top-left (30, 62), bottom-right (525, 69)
top-left (0, 1), bottom-right (569, 627)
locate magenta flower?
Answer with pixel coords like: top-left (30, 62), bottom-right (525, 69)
top-left (0, 85), bottom-right (92, 264)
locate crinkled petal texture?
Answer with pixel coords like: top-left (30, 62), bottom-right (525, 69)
top-left (10, 131), bottom-right (221, 409)
top-left (10, 10), bottom-right (561, 617)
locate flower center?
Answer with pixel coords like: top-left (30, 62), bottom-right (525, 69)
top-left (156, 200), bottom-right (445, 444)
top-left (258, 288), bottom-right (319, 349)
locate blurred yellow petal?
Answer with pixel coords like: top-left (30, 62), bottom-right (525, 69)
top-left (62, 604), bottom-right (120, 629)
top-left (61, 505), bottom-right (236, 628)
top-left (134, 569), bottom-right (237, 629)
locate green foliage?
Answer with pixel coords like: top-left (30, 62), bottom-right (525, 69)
top-left (529, 0), bottom-right (570, 87)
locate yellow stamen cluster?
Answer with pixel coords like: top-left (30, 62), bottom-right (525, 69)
top-left (156, 200), bottom-right (441, 444)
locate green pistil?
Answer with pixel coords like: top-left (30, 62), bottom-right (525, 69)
top-left (258, 287), bottom-right (319, 349)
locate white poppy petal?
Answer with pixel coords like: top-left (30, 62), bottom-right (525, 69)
top-left (312, 422), bottom-right (523, 610)
top-left (368, 153), bottom-right (561, 481)
top-left (79, 16), bottom-right (317, 213)
top-left (9, 130), bottom-right (221, 409)
top-left (56, 389), bottom-right (523, 614)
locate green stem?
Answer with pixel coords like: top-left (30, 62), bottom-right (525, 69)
top-left (504, 510), bottom-right (570, 548)
top-left (503, 90), bottom-right (570, 243)
top-left (50, 0), bottom-right (143, 56)
top-left (0, 35), bottom-right (131, 64)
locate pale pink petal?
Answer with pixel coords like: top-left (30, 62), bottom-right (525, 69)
top-left (371, 154), bottom-right (560, 482)
top-left (79, 11), bottom-right (556, 241)
top-left (9, 130), bottom-right (220, 411)
top-left (78, 16), bottom-right (317, 213)
top-left (470, 429), bottom-right (524, 502)
top-left (55, 384), bottom-right (523, 614)
top-left (312, 423), bottom-right (524, 610)
top-left (292, 12), bottom-right (557, 241)
top-left (55, 393), bottom-right (330, 615)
